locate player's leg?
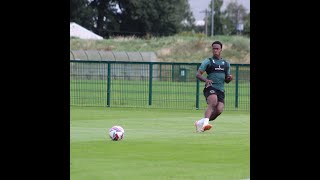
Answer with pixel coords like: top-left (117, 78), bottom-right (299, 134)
top-left (205, 94), bottom-right (217, 120)
top-left (195, 96), bottom-right (216, 132)
top-left (209, 90), bottom-right (225, 121)
top-left (209, 102), bottom-right (224, 121)
top-left (201, 94), bottom-right (217, 131)
top-left (195, 87), bottom-right (217, 132)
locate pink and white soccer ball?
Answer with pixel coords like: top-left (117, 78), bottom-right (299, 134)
top-left (109, 125), bottom-right (125, 141)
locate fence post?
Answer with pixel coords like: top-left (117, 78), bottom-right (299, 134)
top-left (235, 65), bottom-right (239, 109)
top-left (148, 63), bottom-right (153, 106)
top-left (107, 62), bottom-right (111, 107)
top-left (196, 64), bottom-right (200, 109)
top-left (171, 64), bottom-right (174, 81)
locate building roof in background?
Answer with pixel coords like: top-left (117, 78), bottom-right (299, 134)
top-left (70, 22), bottom-right (103, 40)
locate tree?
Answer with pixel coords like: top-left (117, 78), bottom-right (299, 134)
top-left (70, 0), bottom-right (94, 29)
top-left (70, 0), bottom-right (195, 38)
top-left (116, 0), bottom-right (194, 37)
top-left (89, 0), bottom-right (119, 38)
top-left (221, 1), bottom-right (248, 35)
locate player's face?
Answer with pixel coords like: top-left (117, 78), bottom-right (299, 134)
top-left (212, 44), bottom-right (222, 57)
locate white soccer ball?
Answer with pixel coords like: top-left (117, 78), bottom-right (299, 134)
top-left (109, 125), bottom-right (125, 141)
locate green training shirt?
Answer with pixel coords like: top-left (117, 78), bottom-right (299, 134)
top-left (198, 57), bottom-right (231, 92)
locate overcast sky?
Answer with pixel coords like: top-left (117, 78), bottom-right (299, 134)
top-left (188, 0), bottom-right (250, 21)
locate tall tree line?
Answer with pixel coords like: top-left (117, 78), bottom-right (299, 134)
top-left (205, 0), bottom-right (250, 36)
top-left (70, 0), bottom-right (195, 38)
top-left (70, 0), bottom-right (250, 38)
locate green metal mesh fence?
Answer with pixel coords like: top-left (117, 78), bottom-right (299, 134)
top-left (70, 60), bottom-right (250, 111)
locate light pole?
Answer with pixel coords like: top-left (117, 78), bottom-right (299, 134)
top-left (211, 0), bottom-right (214, 36)
top-left (200, 9), bottom-right (209, 36)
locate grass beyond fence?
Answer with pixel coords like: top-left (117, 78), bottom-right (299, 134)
top-left (70, 79), bottom-right (249, 110)
top-left (70, 61), bottom-right (250, 110)
top-left (70, 107), bottom-right (250, 180)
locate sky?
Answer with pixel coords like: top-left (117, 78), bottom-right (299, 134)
top-left (188, 0), bottom-right (250, 21)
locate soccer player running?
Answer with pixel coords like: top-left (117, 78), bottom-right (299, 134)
top-left (195, 41), bottom-right (233, 132)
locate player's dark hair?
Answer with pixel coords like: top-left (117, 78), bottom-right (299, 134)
top-left (212, 41), bottom-right (223, 49)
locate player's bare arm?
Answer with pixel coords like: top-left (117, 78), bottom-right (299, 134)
top-left (196, 69), bottom-right (212, 87)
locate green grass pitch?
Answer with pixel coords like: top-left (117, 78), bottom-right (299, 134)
top-left (70, 107), bottom-right (250, 180)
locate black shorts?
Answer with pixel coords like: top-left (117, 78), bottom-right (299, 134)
top-left (203, 86), bottom-right (225, 103)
